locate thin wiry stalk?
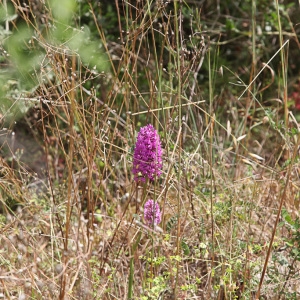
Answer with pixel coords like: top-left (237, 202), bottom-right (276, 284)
top-left (59, 54), bottom-right (76, 300)
top-left (255, 134), bottom-right (300, 298)
top-left (275, 0), bottom-right (289, 130)
top-left (173, 0), bottom-right (183, 297)
top-left (207, 43), bottom-right (215, 295)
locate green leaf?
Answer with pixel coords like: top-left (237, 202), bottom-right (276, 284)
top-left (181, 240), bottom-right (190, 255)
top-left (282, 208), bottom-right (294, 226)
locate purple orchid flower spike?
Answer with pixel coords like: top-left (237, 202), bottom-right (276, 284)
top-left (132, 124), bottom-right (163, 182)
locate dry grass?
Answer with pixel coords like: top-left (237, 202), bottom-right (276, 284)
top-left (1, 0), bottom-right (300, 299)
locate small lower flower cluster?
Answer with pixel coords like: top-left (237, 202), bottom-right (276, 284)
top-left (144, 199), bottom-right (161, 226)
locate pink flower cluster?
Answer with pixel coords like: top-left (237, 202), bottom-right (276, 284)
top-left (144, 199), bottom-right (161, 226)
top-left (132, 124), bottom-right (163, 227)
top-left (132, 124), bottom-right (162, 182)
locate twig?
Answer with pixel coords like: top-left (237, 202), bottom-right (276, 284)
top-left (129, 100), bottom-right (205, 116)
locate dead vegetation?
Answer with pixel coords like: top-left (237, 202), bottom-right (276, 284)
top-left (1, 0), bottom-right (300, 299)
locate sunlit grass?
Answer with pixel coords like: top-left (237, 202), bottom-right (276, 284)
top-left (0, 0), bottom-right (300, 299)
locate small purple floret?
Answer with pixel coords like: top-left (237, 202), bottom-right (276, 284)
top-left (132, 124), bottom-right (162, 182)
top-left (144, 199), bottom-right (161, 226)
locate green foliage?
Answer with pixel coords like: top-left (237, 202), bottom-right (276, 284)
top-left (281, 209), bottom-right (300, 262)
top-left (0, 0), bottom-right (109, 128)
top-left (49, 0), bottom-right (76, 23)
top-left (214, 200), bottom-right (232, 225)
top-left (66, 25), bottom-right (109, 72)
top-left (166, 214), bottom-right (178, 232)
